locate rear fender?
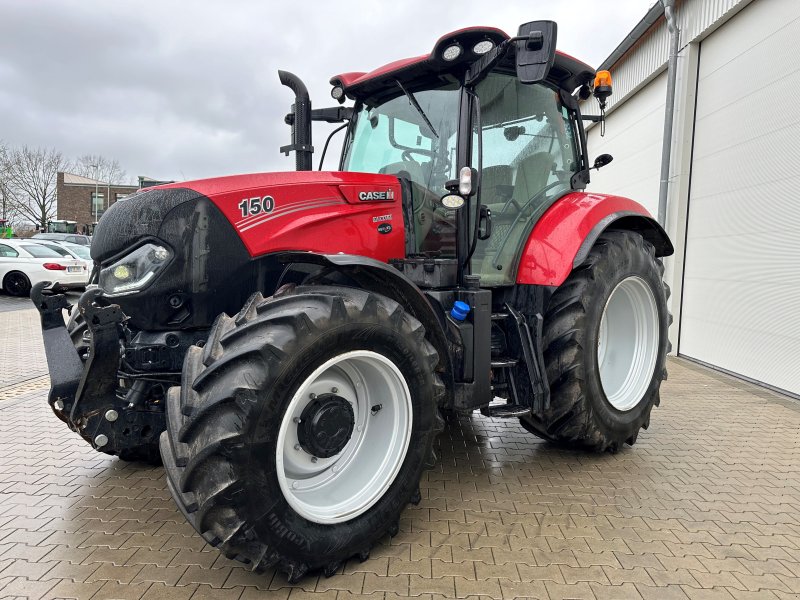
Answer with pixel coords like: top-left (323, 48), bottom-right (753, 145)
top-left (516, 192), bottom-right (673, 287)
top-left (275, 252), bottom-right (454, 399)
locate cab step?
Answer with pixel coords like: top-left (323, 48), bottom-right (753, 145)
top-left (480, 403), bottom-right (531, 418)
top-left (491, 357), bottom-right (518, 368)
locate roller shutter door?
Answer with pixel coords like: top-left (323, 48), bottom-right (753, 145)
top-left (680, 0), bottom-right (800, 396)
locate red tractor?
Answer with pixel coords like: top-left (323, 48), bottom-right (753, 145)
top-left (33, 21), bottom-right (672, 581)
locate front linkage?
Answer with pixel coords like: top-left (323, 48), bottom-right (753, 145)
top-left (31, 282), bottom-right (166, 461)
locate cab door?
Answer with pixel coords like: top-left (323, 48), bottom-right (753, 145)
top-left (472, 71), bottom-right (580, 286)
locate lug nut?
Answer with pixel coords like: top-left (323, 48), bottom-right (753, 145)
top-left (53, 400), bottom-right (64, 411)
top-left (309, 393), bottom-right (317, 400)
top-left (311, 457), bottom-right (318, 463)
top-left (105, 409), bottom-right (119, 422)
top-left (293, 417), bottom-right (302, 424)
top-left (94, 434), bottom-right (108, 447)
top-left (331, 387), bottom-right (338, 394)
top-left (294, 444), bottom-right (301, 451)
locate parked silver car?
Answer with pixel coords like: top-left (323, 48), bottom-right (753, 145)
top-left (33, 232), bottom-right (92, 246)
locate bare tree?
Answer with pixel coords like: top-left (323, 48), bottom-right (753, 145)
top-left (0, 143), bottom-right (9, 221)
top-left (73, 154), bottom-right (128, 185)
top-left (1, 146), bottom-right (67, 230)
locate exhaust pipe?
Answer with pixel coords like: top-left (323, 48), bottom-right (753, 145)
top-left (278, 70), bottom-right (313, 171)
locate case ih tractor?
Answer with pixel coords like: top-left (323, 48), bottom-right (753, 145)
top-left (33, 22), bottom-right (672, 581)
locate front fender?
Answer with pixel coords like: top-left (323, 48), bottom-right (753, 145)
top-left (516, 192), bottom-right (673, 287)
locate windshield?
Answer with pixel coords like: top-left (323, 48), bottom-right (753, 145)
top-left (49, 221), bottom-right (77, 233)
top-left (37, 243), bottom-right (70, 257)
top-left (343, 83), bottom-right (461, 255)
top-left (63, 243), bottom-right (91, 259)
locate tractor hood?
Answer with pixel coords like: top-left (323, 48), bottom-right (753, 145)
top-left (91, 171), bottom-right (405, 264)
top-left (89, 171), bottom-right (406, 331)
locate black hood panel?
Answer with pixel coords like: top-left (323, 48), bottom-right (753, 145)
top-left (89, 186), bottom-right (278, 331)
top-left (91, 187), bottom-right (202, 263)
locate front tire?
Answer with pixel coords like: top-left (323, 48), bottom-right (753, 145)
top-left (520, 230), bottom-right (670, 452)
top-left (160, 285), bottom-right (444, 581)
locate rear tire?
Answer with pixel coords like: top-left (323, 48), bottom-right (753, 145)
top-left (4, 271), bottom-right (31, 297)
top-left (520, 230), bottom-right (670, 452)
top-left (160, 285), bottom-right (444, 581)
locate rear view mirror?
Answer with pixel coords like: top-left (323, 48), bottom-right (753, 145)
top-left (515, 21), bottom-right (557, 84)
top-left (593, 154), bottom-right (614, 170)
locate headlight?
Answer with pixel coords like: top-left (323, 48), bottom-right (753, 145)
top-left (99, 243), bottom-right (171, 296)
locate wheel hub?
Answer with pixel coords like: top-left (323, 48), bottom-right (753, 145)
top-left (597, 275), bottom-right (659, 411)
top-left (297, 394), bottom-right (355, 458)
top-left (277, 351), bottom-right (413, 524)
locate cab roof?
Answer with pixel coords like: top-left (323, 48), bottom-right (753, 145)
top-left (331, 26), bottom-right (594, 101)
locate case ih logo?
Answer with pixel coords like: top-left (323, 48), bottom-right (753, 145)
top-left (358, 189), bottom-right (394, 201)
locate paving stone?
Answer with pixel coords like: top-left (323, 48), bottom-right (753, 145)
top-left (0, 576), bottom-right (58, 600)
top-left (190, 583), bottom-right (246, 599)
top-left (45, 578), bottom-right (106, 599)
top-left (91, 579), bottom-right (153, 599)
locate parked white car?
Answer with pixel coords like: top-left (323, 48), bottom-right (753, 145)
top-left (29, 239), bottom-right (94, 275)
top-left (0, 239), bottom-right (89, 297)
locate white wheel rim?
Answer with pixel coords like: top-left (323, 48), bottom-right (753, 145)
top-left (597, 276), bottom-right (660, 411)
top-left (276, 350), bottom-right (412, 524)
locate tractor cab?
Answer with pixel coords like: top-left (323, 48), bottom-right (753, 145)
top-left (283, 22), bottom-right (600, 287)
top-left (0, 219), bottom-right (12, 239)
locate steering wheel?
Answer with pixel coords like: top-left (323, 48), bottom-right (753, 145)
top-left (401, 148), bottom-right (435, 162)
top-left (500, 196), bottom-right (523, 215)
top-left (489, 180), bottom-right (570, 268)
top-left (518, 180), bottom-right (568, 215)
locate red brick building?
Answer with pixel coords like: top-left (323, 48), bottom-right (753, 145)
top-left (56, 172), bottom-right (139, 234)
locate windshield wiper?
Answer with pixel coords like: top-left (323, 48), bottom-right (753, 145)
top-left (395, 79), bottom-right (438, 139)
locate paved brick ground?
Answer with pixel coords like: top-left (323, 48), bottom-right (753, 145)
top-left (0, 294), bottom-right (799, 599)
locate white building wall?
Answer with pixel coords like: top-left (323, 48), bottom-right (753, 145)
top-left (586, 71), bottom-right (667, 217)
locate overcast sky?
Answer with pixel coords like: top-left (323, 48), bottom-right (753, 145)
top-left (0, 0), bottom-right (655, 183)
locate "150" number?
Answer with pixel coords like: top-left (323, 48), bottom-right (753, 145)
top-left (238, 195), bottom-right (275, 218)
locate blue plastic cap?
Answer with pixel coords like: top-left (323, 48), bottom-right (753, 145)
top-left (450, 300), bottom-right (471, 321)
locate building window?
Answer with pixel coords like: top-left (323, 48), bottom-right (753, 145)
top-left (115, 193), bottom-right (128, 203)
top-left (91, 192), bottom-right (105, 221)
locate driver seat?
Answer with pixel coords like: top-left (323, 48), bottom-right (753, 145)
top-left (472, 152), bottom-right (555, 285)
top-left (510, 152), bottom-right (555, 214)
top-left (380, 160), bottom-right (436, 250)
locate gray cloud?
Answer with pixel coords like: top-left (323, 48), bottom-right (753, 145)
top-left (0, 0), bottom-right (655, 182)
